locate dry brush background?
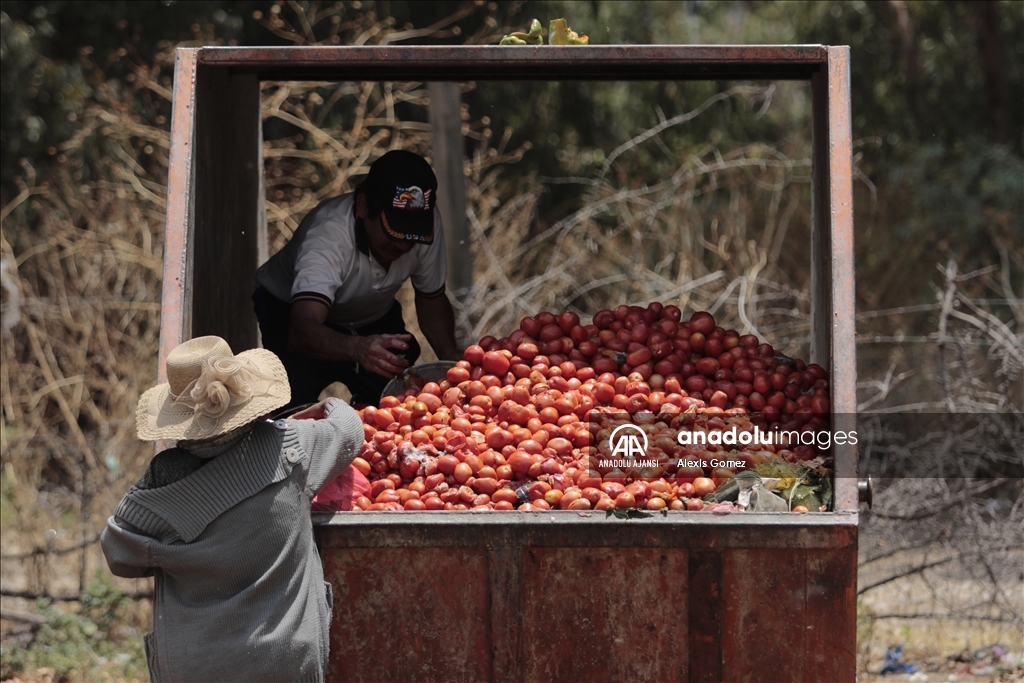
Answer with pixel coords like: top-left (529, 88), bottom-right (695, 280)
top-left (0, 4), bottom-right (1021, 680)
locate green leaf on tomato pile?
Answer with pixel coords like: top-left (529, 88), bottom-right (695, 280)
top-left (785, 484), bottom-right (822, 511)
top-left (606, 508), bottom-right (653, 520)
top-left (752, 456), bottom-right (833, 511)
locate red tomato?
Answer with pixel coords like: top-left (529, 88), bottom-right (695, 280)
top-left (492, 488), bottom-right (519, 505)
top-left (517, 343), bottom-right (539, 362)
top-left (424, 496), bottom-right (445, 510)
top-left (748, 392), bottom-right (767, 411)
top-left (435, 455), bottom-right (458, 476)
top-left (661, 305), bottom-right (682, 322)
top-left (695, 357), bottom-right (720, 377)
top-left (508, 451), bottom-right (533, 475)
top-left (463, 344), bottom-right (485, 365)
top-left (447, 366), bottom-right (470, 384)
top-left (351, 457), bottom-right (372, 477)
top-left (369, 479), bottom-right (395, 499)
top-left (614, 491), bottom-right (636, 508)
top-left (482, 351), bottom-right (511, 376)
top-left (626, 347), bottom-right (652, 366)
top-left (520, 316), bottom-right (541, 337)
top-left (733, 367), bottom-right (754, 382)
top-left (629, 322), bottom-right (650, 344)
top-left (689, 312), bottom-right (715, 335)
top-left (567, 497), bottom-right (592, 511)
top-left (592, 310), bottom-right (615, 328)
top-left (685, 376), bottom-right (707, 394)
top-left (538, 324), bottom-right (562, 343)
top-left (704, 338), bottom-right (723, 358)
top-left (473, 478), bottom-right (499, 495)
top-left (559, 311), bottom-right (580, 334)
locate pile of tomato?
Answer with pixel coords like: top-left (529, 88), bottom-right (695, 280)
top-left (345, 303), bottom-right (831, 512)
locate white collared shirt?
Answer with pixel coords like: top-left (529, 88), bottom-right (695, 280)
top-left (254, 193), bottom-right (447, 328)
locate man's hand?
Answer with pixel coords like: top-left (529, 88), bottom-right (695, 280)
top-left (289, 301), bottom-right (408, 377)
top-left (355, 333), bottom-right (412, 378)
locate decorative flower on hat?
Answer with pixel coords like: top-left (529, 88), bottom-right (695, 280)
top-left (169, 355), bottom-right (277, 436)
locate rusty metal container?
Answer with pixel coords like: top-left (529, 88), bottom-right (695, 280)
top-left (160, 46), bottom-right (858, 682)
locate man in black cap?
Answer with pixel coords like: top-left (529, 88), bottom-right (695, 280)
top-left (253, 150), bottom-right (460, 407)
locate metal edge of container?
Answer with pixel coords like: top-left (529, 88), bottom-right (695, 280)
top-left (194, 44), bottom-right (832, 81)
top-left (313, 510), bottom-right (859, 526)
top-left (313, 510), bottom-right (859, 553)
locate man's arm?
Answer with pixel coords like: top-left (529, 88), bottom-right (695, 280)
top-left (288, 300), bottom-right (410, 377)
top-left (414, 291), bottom-right (460, 361)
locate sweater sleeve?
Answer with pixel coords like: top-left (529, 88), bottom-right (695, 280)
top-left (100, 515), bottom-right (156, 578)
top-left (291, 398), bottom-right (365, 497)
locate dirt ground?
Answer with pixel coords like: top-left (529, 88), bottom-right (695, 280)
top-left (855, 544), bottom-right (1024, 682)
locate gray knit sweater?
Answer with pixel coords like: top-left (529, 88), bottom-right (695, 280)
top-left (101, 399), bottom-right (363, 683)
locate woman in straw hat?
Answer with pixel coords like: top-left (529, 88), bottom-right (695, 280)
top-left (100, 336), bottom-right (363, 683)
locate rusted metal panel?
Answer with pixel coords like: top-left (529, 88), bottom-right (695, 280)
top-left (322, 547), bottom-right (492, 683)
top-left (158, 48), bottom-right (198, 380)
top-left (314, 518), bottom-right (857, 683)
top-left (825, 47), bottom-right (858, 513)
top-left (195, 45), bottom-right (831, 82)
top-left (521, 547), bottom-right (688, 683)
top-left (804, 545), bottom-right (858, 681)
top-left (723, 549), bottom-right (808, 682)
top-left (718, 546), bottom-right (857, 683)
top-left (688, 551), bottom-right (724, 683)
top-left (810, 47), bottom-right (858, 513)
top-left (487, 543), bottom-right (524, 683)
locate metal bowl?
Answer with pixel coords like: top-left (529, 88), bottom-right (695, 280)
top-left (380, 361), bottom-right (456, 401)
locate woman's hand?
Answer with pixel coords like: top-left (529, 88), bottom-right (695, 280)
top-left (288, 398), bottom-right (334, 421)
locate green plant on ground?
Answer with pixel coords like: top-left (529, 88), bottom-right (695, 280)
top-left (0, 572), bottom-right (147, 682)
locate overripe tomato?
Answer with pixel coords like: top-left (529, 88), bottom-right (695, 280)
top-left (692, 477), bottom-right (716, 497)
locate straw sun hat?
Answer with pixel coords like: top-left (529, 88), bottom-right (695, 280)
top-left (136, 336), bottom-right (290, 441)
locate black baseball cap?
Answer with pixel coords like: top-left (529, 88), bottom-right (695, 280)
top-left (364, 150), bottom-right (437, 244)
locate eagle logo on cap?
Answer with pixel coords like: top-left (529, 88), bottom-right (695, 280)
top-left (392, 186), bottom-right (431, 211)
